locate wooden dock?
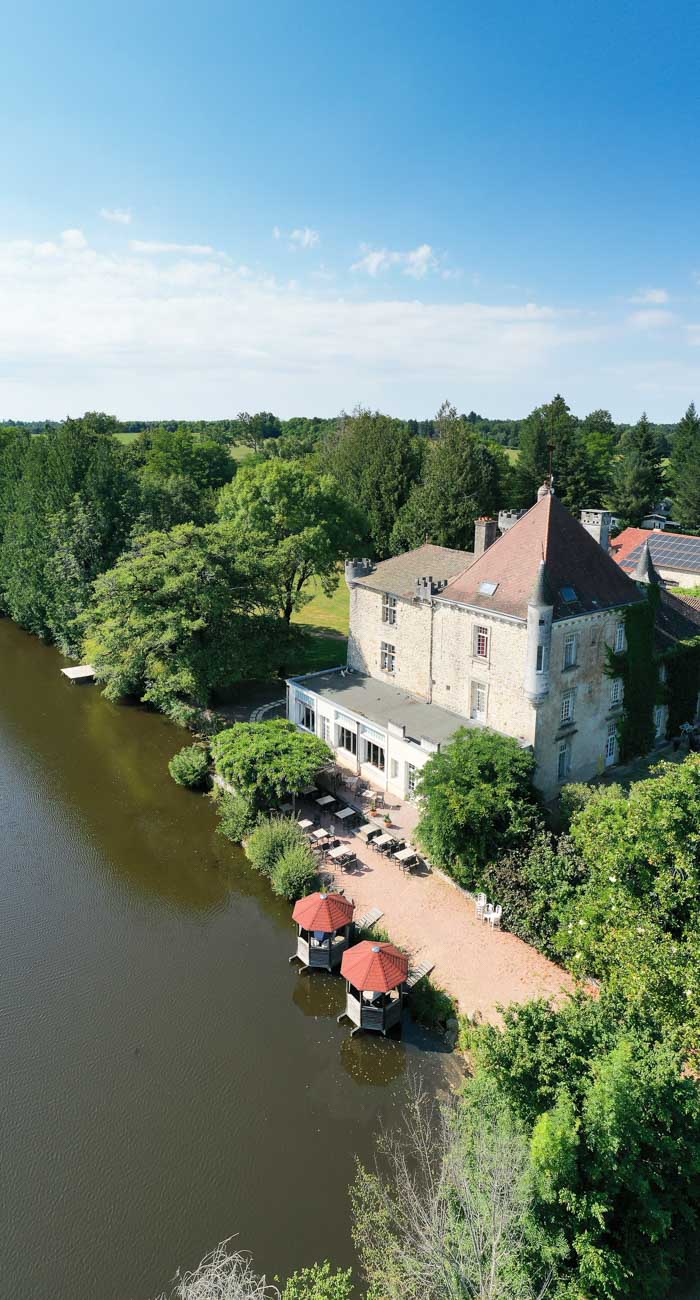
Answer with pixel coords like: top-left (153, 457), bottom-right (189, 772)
top-left (60, 664), bottom-right (95, 684)
top-left (406, 959), bottom-right (434, 989)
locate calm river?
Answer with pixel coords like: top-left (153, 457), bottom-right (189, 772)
top-left (0, 619), bottom-right (450, 1299)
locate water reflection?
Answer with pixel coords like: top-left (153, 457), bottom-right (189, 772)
top-left (339, 1031), bottom-right (407, 1085)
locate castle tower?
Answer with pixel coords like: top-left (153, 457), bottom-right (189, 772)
top-left (524, 560), bottom-right (553, 704)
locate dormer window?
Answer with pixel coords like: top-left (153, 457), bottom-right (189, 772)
top-left (560, 586), bottom-right (577, 603)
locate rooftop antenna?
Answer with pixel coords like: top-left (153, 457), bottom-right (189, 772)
top-left (547, 440), bottom-right (555, 494)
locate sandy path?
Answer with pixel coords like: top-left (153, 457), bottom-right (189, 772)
top-left (313, 803), bottom-right (576, 1024)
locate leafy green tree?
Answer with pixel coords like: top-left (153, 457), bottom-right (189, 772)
top-left (135, 426), bottom-right (236, 530)
top-left (476, 998), bottom-right (700, 1300)
top-left (516, 396), bottom-right (591, 513)
top-left (236, 410), bottom-right (282, 452)
top-left (211, 720), bottom-right (332, 808)
top-left (217, 458), bottom-right (365, 622)
top-left (83, 522), bottom-right (278, 716)
top-left (281, 1262), bottom-right (353, 1300)
top-left (415, 728), bottom-right (540, 885)
top-left (669, 401), bottom-right (700, 531)
top-left (390, 409), bottom-right (510, 552)
top-left (579, 411), bottom-right (617, 504)
top-left (476, 831), bottom-right (587, 958)
top-left (325, 408), bottom-right (424, 557)
top-left (612, 412), bottom-right (663, 526)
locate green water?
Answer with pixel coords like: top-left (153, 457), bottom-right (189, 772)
top-left (0, 619), bottom-right (450, 1298)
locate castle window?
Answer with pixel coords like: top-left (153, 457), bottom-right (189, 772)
top-left (557, 740), bottom-right (571, 781)
top-left (471, 681), bottom-right (487, 721)
top-left (380, 641), bottom-right (396, 673)
top-left (610, 678), bottom-right (623, 706)
top-left (536, 643), bottom-right (549, 673)
top-left (563, 632), bottom-right (577, 669)
top-left (605, 721), bottom-right (618, 766)
top-left (560, 689), bottom-right (575, 725)
top-left (615, 622), bottom-right (626, 653)
top-left (382, 594), bottom-right (397, 625)
top-left (474, 625), bottom-right (489, 660)
top-left (337, 724), bottom-right (357, 755)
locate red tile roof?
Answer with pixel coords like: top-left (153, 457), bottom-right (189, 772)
top-left (340, 940), bottom-right (409, 992)
top-left (292, 891), bottom-right (354, 933)
top-left (441, 492), bottom-right (644, 621)
top-left (611, 527), bottom-right (700, 577)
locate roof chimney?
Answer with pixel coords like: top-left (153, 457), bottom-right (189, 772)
top-left (474, 517), bottom-right (498, 558)
top-left (537, 479), bottom-right (552, 501)
top-left (580, 509), bottom-right (611, 553)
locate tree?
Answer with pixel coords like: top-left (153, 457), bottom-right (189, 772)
top-left (236, 411), bottom-right (282, 452)
top-left (211, 719), bottom-right (332, 808)
top-left (281, 1262), bottom-right (352, 1300)
top-left (415, 728), bottom-right (540, 886)
top-left (325, 408), bottom-right (424, 557)
top-left (217, 459), bottom-right (366, 622)
top-left (516, 396), bottom-right (591, 513)
top-left (612, 413), bottom-right (663, 526)
top-left (390, 406), bottom-right (510, 552)
top-left (580, 411), bottom-right (618, 505)
top-left (83, 522), bottom-right (278, 717)
top-left (476, 997), bottom-right (700, 1299)
top-left (669, 402), bottom-right (700, 531)
top-left (135, 426), bottom-right (236, 530)
top-left (351, 1077), bottom-right (548, 1300)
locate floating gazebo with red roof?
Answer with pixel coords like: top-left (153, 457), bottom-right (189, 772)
top-left (338, 940), bottom-right (408, 1035)
top-left (290, 891), bottom-right (355, 972)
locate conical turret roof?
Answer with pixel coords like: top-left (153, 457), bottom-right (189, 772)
top-left (631, 539), bottom-right (660, 586)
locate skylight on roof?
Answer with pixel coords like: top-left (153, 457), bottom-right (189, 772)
top-left (478, 580), bottom-right (499, 596)
top-left (560, 586), bottom-right (577, 603)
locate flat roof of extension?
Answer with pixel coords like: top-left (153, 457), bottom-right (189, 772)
top-left (289, 667), bottom-right (476, 747)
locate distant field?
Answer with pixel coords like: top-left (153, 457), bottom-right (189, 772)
top-left (115, 431), bottom-right (139, 444)
top-left (292, 573), bottom-right (350, 637)
top-left (113, 433), bottom-right (252, 462)
top-left (503, 446), bottom-right (519, 464)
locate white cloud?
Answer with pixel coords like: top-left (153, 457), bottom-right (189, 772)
top-left (626, 308), bottom-right (675, 331)
top-left (61, 228), bottom-right (88, 250)
top-left (129, 240), bottom-right (216, 255)
top-left (289, 227), bottom-right (320, 250)
top-left (351, 242), bottom-right (438, 279)
top-left (100, 207), bottom-right (132, 225)
top-left (629, 287), bottom-right (669, 304)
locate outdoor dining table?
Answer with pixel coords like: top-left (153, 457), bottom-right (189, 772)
top-left (280, 801), bottom-right (294, 814)
top-left (328, 844), bottom-right (354, 862)
top-left (336, 806), bottom-right (356, 822)
top-left (297, 818), bottom-right (314, 832)
top-left (358, 822), bottom-right (382, 841)
top-left (394, 846), bottom-right (418, 871)
top-left (373, 832), bottom-right (396, 851)
top-left (315, 794), bottom-right (336, 808)
top-left (311, 827), bottom-right (331, 842)
top-left (301, 785), bottom-right (318, 796)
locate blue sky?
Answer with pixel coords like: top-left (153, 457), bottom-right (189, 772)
top-left (2, 0), bottom-right (700, 421)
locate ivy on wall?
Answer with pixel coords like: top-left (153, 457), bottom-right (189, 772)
top-left (664, 636), bottom-right (700, 736)
top-left (606, 592), bottom-right (658, 761)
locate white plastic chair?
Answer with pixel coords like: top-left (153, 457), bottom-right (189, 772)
top-left (475, 892), bottom-right (487, 920)
top-left (488, 904), bottom-right (502, 929)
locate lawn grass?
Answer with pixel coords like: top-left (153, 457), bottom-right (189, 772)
top-left (284, 633), bottom-right (347, 677)
top-left (291, 573), bottom-right (350, 637)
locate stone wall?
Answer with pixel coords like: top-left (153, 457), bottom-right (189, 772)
top-left (347, 585), bottom-right (433, 700)
top-left (431, 602), bottom-right (535, 743)
top-left (533, 610), bottom-right (626, 794)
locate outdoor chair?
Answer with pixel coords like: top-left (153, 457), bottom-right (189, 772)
top-left (475, 892), bottom-right (487, 919)
top-left (487, 904), bottom-right (502, 929)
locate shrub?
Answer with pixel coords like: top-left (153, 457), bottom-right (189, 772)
top-left (211, 719), bottom-right (332, 809)
top-left (281, 1261), bottom-right (353, 1299)
top-left (246, 817), bottom-right (305, 879)
top-left (477, 831), bottom-right (587, 958)
top-left (415, 727), bottom-right (541, 886)
top-left (216, 793), bottom-right (259, 842)
top-left (409, 977), bottom-right (456, 1031)
top-left (271, 843), bottom-right (318, 901)
top-left (168, 744), bottom-right (210, 789)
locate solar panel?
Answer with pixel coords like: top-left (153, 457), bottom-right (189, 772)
top-left (626, 535), bottom-right (700, 573)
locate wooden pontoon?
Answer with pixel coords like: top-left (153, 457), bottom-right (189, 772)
top-left (290, 891), bottom-right (354, 972)
top-left (338, 941), bottom-right (409, 1036)
top-left (60, 664), bottom-right (95, 684)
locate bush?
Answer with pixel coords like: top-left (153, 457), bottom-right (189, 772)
top-left (211, 719), bottom-right (333, 809)
top-left (246, 817), bottom-right (305, 879)
top-left (216, 793), bottom-right (259, 842)
top-left (168, 744), bottom-right (210, 789)
top-left (281, 1261), bottom-right (353, 1299)
top-left (477, 831), bottom-right (587, 958)
top-left (409, 977), bottom-right (456, 1031)
top-left (415, 727), bottom-right (541, 886)
top-left (271, 843), bottom-right (318, 901)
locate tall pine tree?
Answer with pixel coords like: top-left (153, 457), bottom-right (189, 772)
top-left (669, 402), bottom-right (700, 531)
top-left (613, 412), bottom-right (663, 527)
top-left (516, 394), bottom-right (592, 513)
